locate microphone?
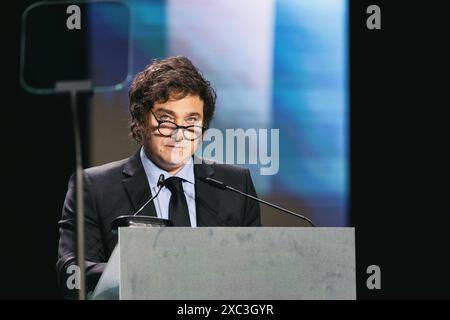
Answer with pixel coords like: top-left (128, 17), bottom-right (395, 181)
top-left (111, 174), bottom-right (172, 232)
top-left (133, 174), bottom-right (165, 216)
top-left (200, 176), bottom-right (315, 227)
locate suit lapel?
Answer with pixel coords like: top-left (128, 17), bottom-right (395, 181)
top-left (194, 156), bottom-right (229, 226)
top-left (121, 152), bottom-right (228, 224)
top-left (121, 150), bottom-right (157, 217)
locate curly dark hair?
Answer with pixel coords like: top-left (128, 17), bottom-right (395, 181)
top-left (129, 56), bottom-right (217, 143)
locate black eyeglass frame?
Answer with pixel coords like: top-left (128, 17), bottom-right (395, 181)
top-left (149, 108), bottom-right (206, 141)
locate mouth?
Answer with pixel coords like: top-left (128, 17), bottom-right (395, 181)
top-left (165, 145), bottom-right (186, 149)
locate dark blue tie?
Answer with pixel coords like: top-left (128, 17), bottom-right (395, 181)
top-left (164, 176), bottom-right (191, 226)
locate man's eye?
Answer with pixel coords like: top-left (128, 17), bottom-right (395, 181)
top-left (160, 115), bottom-right (173, 121)
top-left (186, 117), bottom-right (198, 123)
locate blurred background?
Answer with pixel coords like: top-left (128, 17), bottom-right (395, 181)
top-left (22, 0), bottom-right (348, 226)
top-left (90, 0), bottom-right (349, 227)
top-left (4, 0), bottom-right (348, 298)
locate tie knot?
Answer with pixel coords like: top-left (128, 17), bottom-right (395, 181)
top-left (164, 176), bottom-right (185, 194)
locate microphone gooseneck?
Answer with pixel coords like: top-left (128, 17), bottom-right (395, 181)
top-left (133, 174), bottom-right (165, 216)
top-left (200, 176), bottom-right (315, 227)
top-left (111, 174), bottom-right (172, 232)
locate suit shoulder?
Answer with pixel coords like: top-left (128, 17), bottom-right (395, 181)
top-left (84, 158), bottom-right (128, 180)
top-left (198, 157), bottom-right (249, 175)
top-left (212, 162), bottom-right (249, 175)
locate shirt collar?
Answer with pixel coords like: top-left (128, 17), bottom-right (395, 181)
top-left (140, 147), bottom-right (195, 189)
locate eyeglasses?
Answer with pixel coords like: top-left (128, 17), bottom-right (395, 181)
top-left (149, 109), bottom-right (205, 141)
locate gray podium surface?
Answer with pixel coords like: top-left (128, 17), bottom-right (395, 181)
top-left (92, 227), bottom-right (355, 300)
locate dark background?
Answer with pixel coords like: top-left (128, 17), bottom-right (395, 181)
top-left (1, 0), bottom-right (448, 299)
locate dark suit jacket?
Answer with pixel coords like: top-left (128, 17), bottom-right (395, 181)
top-left (56, 150), bottom-right (261, 298)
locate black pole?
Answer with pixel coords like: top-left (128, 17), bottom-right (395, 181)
top-left (56, 80), bottom-right (91, 300)
top-left (70, 90), bottom-right (86, 300)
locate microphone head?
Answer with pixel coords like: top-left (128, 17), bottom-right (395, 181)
top-left (200, 176), bottom-right (227, 189)
top-left (157, 174), bottom-right (165, 188)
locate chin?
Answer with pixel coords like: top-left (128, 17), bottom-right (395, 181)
top-left (164, 153), bottom-right (190, 167)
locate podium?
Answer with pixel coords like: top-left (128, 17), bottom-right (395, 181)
top-left (91, 227), bottom-right (356, 300)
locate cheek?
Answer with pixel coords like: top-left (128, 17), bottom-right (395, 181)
top-left (144, 132), bottom-right (164, 152)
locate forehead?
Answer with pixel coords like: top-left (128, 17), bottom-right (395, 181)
top-left (153, 95), bottom-right (204, 115)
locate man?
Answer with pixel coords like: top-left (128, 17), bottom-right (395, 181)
top-left (57, 56), bottom-right (261, 298)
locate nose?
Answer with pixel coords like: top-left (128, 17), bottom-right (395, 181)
top-left (171, 128), bottom-right (184, 142)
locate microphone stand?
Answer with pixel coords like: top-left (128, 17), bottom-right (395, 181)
top-left (200, 177), bottom-right (315, 227)
top-left (111, 175), bottom-right (172, 232)
top-left (56, 80), bottom-right (92, 300)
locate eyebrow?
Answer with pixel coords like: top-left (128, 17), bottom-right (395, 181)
top-left (154, 108), bottom-right (202, 118)
top-left (154, 108), bottom-right (176, 116)
top-left (185, 112), bottom-right (202, 118)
